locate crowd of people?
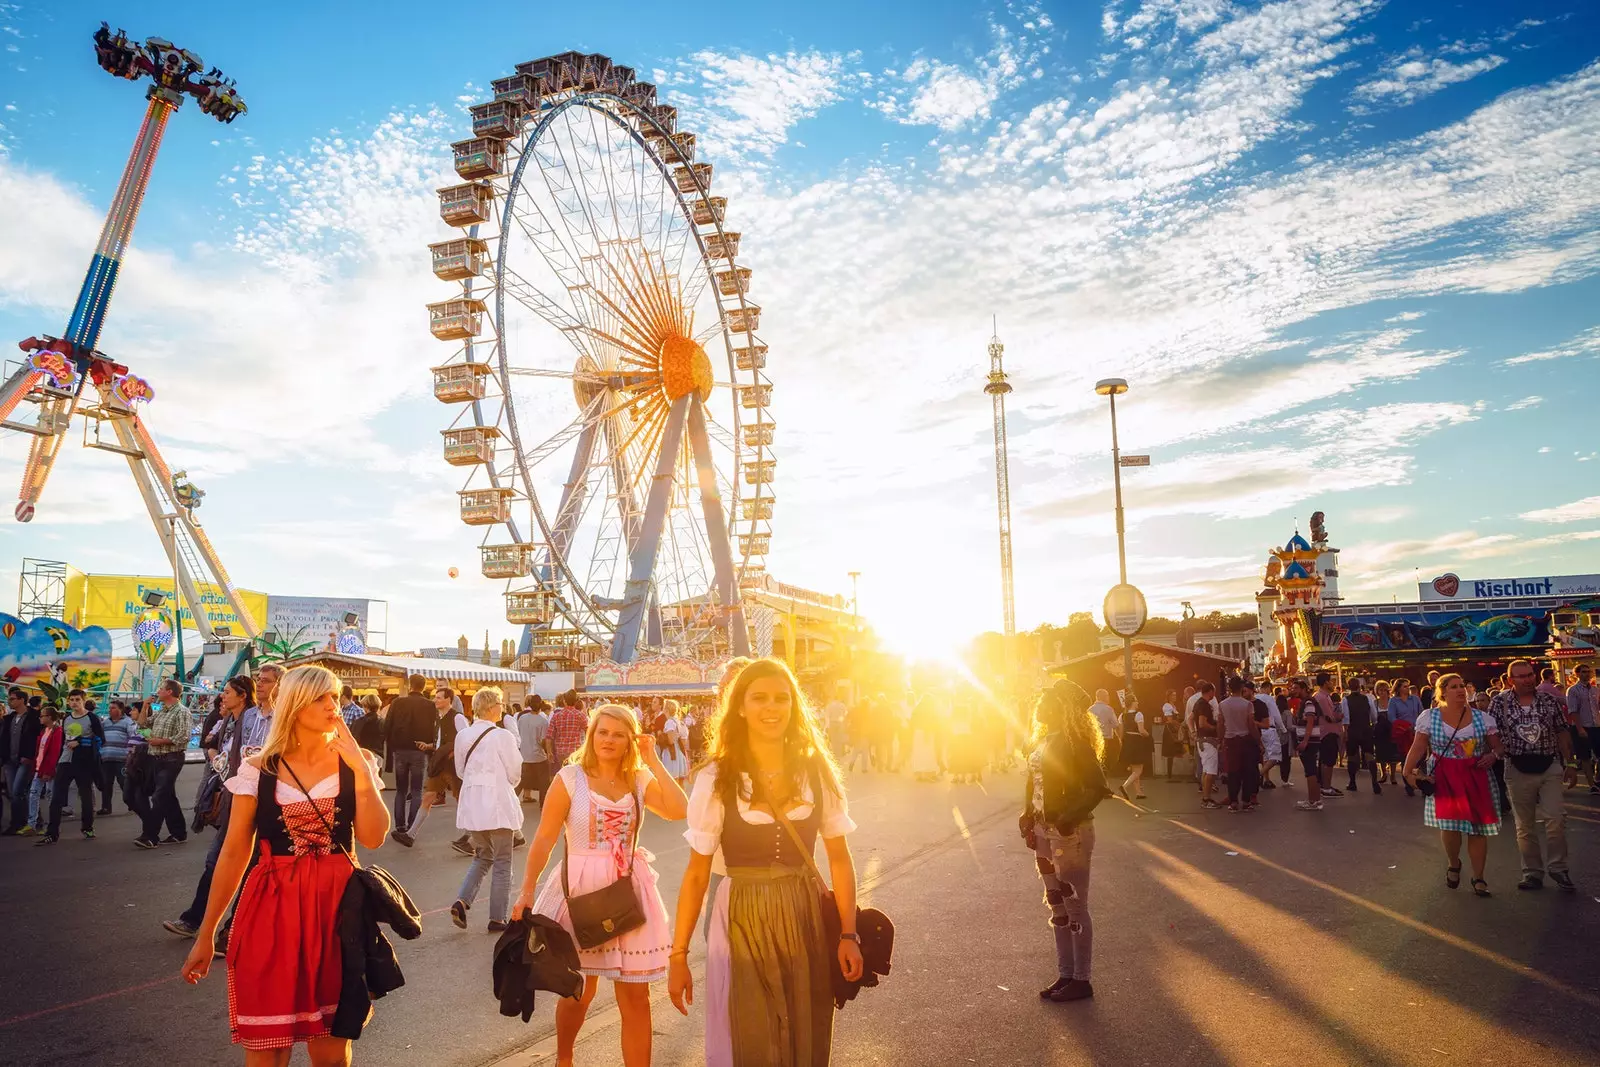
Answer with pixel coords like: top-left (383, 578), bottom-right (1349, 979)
top-left (10, 651), bottom-right (1594, 1062)
top-left (1152, 659), bottom-right (1589, 894)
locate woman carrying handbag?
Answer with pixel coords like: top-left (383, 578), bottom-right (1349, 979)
top-left (1403, 673), bottom-right (1503, 896)
top-left (179, 665), bottom-right (391, 1065)
top-left (667, 657), bottom-right (864, 1066)
top-left (510, 703), bottom-right (687, 1067)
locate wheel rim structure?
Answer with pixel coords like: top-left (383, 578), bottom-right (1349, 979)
top-left (428, 52), bottom-right (768, 666)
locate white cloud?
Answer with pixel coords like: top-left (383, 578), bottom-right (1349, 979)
top-left (664, 51), bottom-right (853, 165)
top-left (888, 59), bottom-right (996, 130)
top-left (1505, 325), bottom-right (1600, 365)
top-left (871, 7), bottom-right (1049, 131)
top-left (1353, 48), bottom-right (1507, 110)
top-left (1521, 496), bottom-right (1600, 524)
top-left (1504, 395), bottom-right (1542, 411)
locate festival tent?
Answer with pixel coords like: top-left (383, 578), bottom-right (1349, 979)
top-left (1048, 641), bottom-right (1245, 713)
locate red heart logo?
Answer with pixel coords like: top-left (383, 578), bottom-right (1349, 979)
top-left (1432, 573), bottom-right (1460, 597)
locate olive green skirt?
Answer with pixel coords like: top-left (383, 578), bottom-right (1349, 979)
top-left (726, 865), bottom-right (834, 1066)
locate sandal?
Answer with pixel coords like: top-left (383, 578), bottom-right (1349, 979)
top-left (1445, 864), bottom-right (1461, 889)
top-left (1471, 878), bottom-right (1491, 897)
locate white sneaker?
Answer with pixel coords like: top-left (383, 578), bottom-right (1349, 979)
top-left (1295, 800), bottom-right (1324, 811)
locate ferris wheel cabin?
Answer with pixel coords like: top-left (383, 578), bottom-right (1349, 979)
top-left (705, 231), bottom-right (741, 260)
top-left (505, 588), bottom-right (558, 626)
top-left (673, 163), bottom-right (711, 194)
top-left (491, 72), bottom-right (544, 108)
top-left (726, 304), bottom-right (760, 333)
top-left (742, 420), bottom-right (775, 447)
top-left (715, 266), bottom-right (752, 296)
top-left (646, 104), bottom-right (677, 134)
top-left (743, 459), bottom-right (776, 485)
top-left (438, 182), bottom-right (495, 227)
top-left (470, 100), bottom-right (524, 140)
top-left (739, 532), bottom-right (771, 556)
top-left (441, 425), bottom-right (499, 467)
top-left (427, 298), bottom-right (488, 341)
top-left (451, 139), bottom-right (506, 181)
top-left (480, 543), bottom-right (537, 579)
top-left (740, 383), bottom-right (772, 409)
top-left (430, 237), bottom-right (491, 281)
top-left (431, 360), bottom-right (493, 403)
top-left (459, 487), bottom-right (514, 526)
top-left (741, 497), bottom-right (775, 522)
top-left (691, 197), bottom-right (727, 226)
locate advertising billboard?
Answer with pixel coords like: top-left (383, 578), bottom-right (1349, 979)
top-left (72, 574), bottom-right (267, 634)
top-left (266, 596), bottom-right (372, 645)
top-left (1321, 609), bottom-right (1549, 652)
top-left (1419, 573), bottom-right (1600, 602)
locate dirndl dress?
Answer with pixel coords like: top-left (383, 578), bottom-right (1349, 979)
top-left (223, 756), bottom-right (374, 1050)
top-left (533, 764), bottom-right (672, 982)
top-left (1418, 708), bottom-right (1500, 836)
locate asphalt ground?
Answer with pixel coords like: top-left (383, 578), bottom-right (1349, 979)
top-left (3, 762), bottom-right (1599, 1066)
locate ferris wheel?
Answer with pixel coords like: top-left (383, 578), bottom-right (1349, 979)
top-left (429, 52), bottom-right (771, 665)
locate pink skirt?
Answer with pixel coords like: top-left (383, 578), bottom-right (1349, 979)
top-left (533, 847), bottom-right (671, 982)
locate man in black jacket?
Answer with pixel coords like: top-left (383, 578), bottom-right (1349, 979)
top-left (384, 675), bottom-right (437, 834)
top-left (2, 688), bottom-right (42, 835)
top-left (1344, 677), bottom-right (1380, 795)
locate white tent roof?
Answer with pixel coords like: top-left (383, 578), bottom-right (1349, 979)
top-left (294, 651), bottom-right (534, 684)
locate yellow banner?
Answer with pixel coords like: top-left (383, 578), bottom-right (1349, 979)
top-left (76, 574), bottom-right (267, 634)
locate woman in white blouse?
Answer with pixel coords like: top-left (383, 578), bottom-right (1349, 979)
top-left (449, 686), bottom-right (524, 932)
top-left (667, 657), bottom-right (863, 1066)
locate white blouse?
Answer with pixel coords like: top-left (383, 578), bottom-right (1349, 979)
top-left (224, 751), bottom-right (382, 802)
top-left (683, 762), bottom-right (856, 856)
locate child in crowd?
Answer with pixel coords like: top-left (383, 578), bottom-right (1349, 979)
top-left (24, 707), bottom-right (62, 834)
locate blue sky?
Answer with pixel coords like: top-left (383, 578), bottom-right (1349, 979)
top-left (0, 0), bottom-right (1597, 654)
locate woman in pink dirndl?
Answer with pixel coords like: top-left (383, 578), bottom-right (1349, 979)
top-left (512, 702), bottom-right (687, 1066)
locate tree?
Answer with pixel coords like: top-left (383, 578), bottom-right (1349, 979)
top-left (1060, 612), bottom-right (1103, 660)
top-left (261, 625), bottom-right (319, 663)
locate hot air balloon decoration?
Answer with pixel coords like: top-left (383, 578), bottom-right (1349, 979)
top-left (132, 607), bottom-right (174, 666)
top-left (335, 611), bottom-right (366, 655)
top-left (0, 620), bottom-right (15, 641)
top-left (45, 625), bottom-right (72, 655)
top-left (448, 567), bottom-right (459, 579)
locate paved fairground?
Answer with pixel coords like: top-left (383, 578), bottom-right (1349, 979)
top-left (3, 761), bottom-right (1599, 1067)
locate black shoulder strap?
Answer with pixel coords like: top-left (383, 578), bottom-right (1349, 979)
top-left (280, 758), bottom-right (361, 870)
top-left (459, 724), bottom-right (493, 774)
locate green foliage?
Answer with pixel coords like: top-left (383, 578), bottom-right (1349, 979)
top-left (260, 625), bottom-right (321, 663)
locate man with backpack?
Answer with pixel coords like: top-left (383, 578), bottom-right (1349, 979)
top-left (41, 688), bottom-right (104, 843)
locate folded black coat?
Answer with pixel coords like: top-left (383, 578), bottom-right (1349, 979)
top-left (492, 914), bottom-right (584, 1022)
top-left (331, 864), bottom-right (424, 1039)
top-left (820, 900), bottom-right (895, 1008)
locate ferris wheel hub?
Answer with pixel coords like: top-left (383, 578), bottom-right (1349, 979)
top-left (659, 335), bottom-right (713, 402)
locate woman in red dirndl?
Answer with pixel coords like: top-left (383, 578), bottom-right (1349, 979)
top-left (181, 665), bottom-right (392, 1066)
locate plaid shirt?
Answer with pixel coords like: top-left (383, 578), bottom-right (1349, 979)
top-left (1488, 689), bottom-right (1566, 756)
top-left (147, 701), bottom-right (192, 755)
top-left (547, 705), bottom-right (588, 764)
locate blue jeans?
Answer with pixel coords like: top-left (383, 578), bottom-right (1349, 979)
top-left (28, 775), bottom-right (52, 829)
top-left (181, 818), bottom-right (231, 927)
top-left (3, 761), bottom-right (29, 832)
top-left (457, 828), bottom-right (515, 922)
top-left (392, 749), bottom-right (428, 830)
top-left (1035, 823), bottom-right (1095, 982)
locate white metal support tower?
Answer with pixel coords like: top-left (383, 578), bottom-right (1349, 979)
top-left (985, 321), bottom-right (1015, 641)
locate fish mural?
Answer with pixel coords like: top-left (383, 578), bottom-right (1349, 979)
top-left (0, 613), bottom-right (114, 693)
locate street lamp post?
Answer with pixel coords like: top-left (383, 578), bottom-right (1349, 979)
top-left (1095, 378), bottom-right (1136, 700)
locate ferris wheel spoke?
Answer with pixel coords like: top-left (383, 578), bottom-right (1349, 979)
top-left (520, 392), bottom-right (606, 468)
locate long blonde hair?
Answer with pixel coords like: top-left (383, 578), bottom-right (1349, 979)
top-left (571, 703), bottom-right (647, 785)
top-left (1033, 682), bottom-right (1105, 761)
top-left (257, 664), bottom-right (339, 769)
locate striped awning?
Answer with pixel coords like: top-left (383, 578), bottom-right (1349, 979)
top-left (290, 651), bottom-right (534, 684)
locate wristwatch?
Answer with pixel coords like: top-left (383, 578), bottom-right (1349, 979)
top-left (838, 932), bottom-right (860, 943)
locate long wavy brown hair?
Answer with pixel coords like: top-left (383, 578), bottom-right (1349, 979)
top-left (707, 657), bottom-right (842, 809)
top-left (1031, 681), bottom-right (1104, 761)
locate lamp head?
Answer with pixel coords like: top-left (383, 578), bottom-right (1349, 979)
top-left (1094, 378), bottom-right (1129, 397)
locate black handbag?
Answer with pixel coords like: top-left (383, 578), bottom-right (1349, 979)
top-left (561, 780), bottom-right (646, 950)
top-left (760, 772), bottom-right (894, 1007)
